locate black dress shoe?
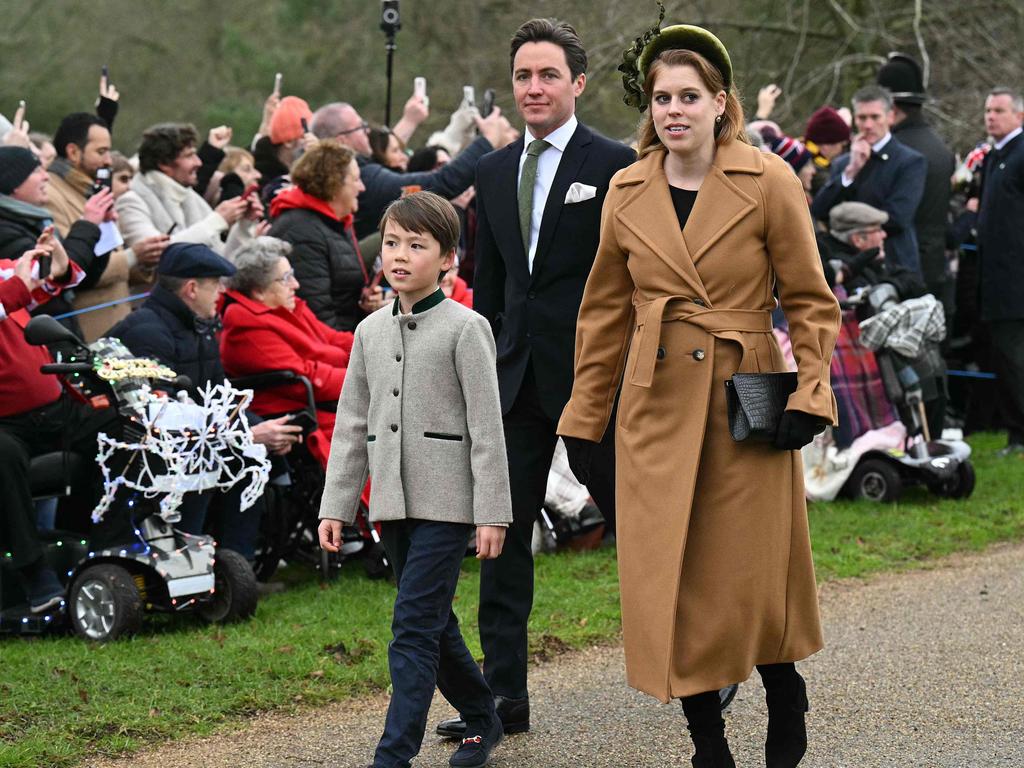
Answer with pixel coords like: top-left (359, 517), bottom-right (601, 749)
top-left (449, 717), bottom-right (503, 767)
top-left (436, 695), bottom-right (529, 738)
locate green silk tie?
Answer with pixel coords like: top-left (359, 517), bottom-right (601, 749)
top-left (518, 138), bottom-right (551, 262)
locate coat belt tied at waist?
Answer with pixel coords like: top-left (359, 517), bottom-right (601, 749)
top-left (630, 296), bottom-right (775, 388)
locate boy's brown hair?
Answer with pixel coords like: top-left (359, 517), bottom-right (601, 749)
top-left (379, 191), bottom-right (461, 255)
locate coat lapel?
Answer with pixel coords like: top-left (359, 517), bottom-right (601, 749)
top-left (684, 141), bottom-right (760, 263)
top-left (615, 151), bottom-right (710, 303)
top-left (530, 123), bottom-right (592, 283)
top-left (488, 139), bottom-right (529, 280)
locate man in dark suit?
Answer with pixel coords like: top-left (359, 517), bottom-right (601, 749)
top-left (812, 85), bottom-right (927, 275)
top-left (977, 86), bottom-right (1024, 455)
top-left (877, 54), bottom-right (956, 306)
top-left (435, 19), bottom-right (635, 738)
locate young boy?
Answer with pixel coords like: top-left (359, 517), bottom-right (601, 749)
top-left (318, 191), bottom-right (512, 768)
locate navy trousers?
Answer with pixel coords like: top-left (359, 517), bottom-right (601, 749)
top-left (374, 519), bottom-right (496, 768)
top-left (479, 362), bottom-right (616, 699)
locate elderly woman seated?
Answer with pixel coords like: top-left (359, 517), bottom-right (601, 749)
top-left (220, 236), bottom-right (353, 468)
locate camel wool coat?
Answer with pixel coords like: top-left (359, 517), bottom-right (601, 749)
top-left (558, 141), bottom-right (840, 702)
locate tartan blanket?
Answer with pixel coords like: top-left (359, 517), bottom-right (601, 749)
top-left (831, 309), bottom-right (898, 448)
top-left (859, 294), bottom-right (946, 357)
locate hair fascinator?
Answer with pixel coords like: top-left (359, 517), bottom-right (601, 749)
top-left (618, 1), bottom-right (733, 113)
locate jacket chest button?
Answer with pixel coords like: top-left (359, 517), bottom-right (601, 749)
top-left (692, 349), bottom-right (706, 361)
top-left (656, 347), bottom-right (666, 360)
top-left (391, 424), bottom-right (398, 432)
top-left (395, 353), bottom-right (402, 362)
top-left (393, 388), bottom-right (399, 396)
top-left (408, 322), bottom-right (417, 330)
top-left (692, 298), bottom-right (707, 307)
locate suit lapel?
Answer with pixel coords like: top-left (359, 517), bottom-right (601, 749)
top-left (487, 139), bottom-right (529, 280)
top-left (615, 153), bottom-right (710, 303)
top-left (530, 123), bottom-right (592, 283)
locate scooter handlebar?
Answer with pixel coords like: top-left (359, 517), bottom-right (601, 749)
top-left (40, 362), bottom-right (94, 375)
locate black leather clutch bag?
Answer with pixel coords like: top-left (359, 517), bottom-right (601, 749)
top-left (725, 372), bottom-right (798, 442)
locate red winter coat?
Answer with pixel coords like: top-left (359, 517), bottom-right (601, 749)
top-left (0, 260), bottom-right (85, 417)
top-left (220, 289), bottom-right (353, 467)
top-left (446, 275), bottom-right (474, 308)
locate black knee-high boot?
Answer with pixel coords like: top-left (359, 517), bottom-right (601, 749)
top-left (757, 663), bottom-right (809, 768)
top-left (680, 690), bottom-right (735, 768)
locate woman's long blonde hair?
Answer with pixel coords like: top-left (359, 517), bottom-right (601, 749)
top-left (637, 49), bottom-right (748, 157)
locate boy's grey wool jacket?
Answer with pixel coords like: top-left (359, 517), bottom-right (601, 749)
top-left (319, 291), bottom-right (513, 527)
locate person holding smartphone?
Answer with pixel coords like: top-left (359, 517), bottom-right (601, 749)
top-left (43, 112), bottom-right (169, 340)
top-left (0, 145), bottom-right (109, 339)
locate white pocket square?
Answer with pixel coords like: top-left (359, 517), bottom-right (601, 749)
top-left (564, 182), bottom-right (597, 205)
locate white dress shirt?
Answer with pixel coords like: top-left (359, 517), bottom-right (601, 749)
top-left (841, 132), bottom-right (893, 187)
top-left (517, 114), bottom-right (578, 272)
top-left (994, 126), bottom-right (1023, 151)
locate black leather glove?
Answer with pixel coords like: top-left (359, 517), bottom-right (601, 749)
top-left (562, 436), bottom-right (597, 485)
top-left (774, 410), bottom-right (825, 451)
top-left (844, 246), bottom-right (882, 279)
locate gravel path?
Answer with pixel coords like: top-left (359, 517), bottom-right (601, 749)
top-left (85, 543), bottom-right (1024, 768)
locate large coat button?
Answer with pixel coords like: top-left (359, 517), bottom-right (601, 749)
top-left (393, 388), bottom-right (399, 396)
top-left (693, 298), bottom-right (707, 307)
top-left (391, 424), bottom-right (398, 432)
top-left (395, 353), bottom-right (402, 362)
top-left (408, 322), bottom-right (417, 330)
top-left (656, 347), bottom-right (666, 360)
top-left (692, 349), bottom-right (706, 361)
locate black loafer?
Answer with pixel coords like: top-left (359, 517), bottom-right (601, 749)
top-left (437, 695), bottom-right (529, 738)
top-left (449, 717), bottom-right (503, 767)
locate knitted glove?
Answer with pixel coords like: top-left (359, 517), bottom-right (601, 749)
top-left (774, 410), bottom-right (825, 451)
top-left (425, 105), bottom-right (480, 156)
top-left (562, 436), bottom-right (597, 486)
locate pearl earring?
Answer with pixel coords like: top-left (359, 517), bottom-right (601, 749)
top-left (715, 114), bottom-right (723, 123)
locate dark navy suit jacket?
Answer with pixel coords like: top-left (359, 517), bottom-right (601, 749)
top-left (811, 136), bottom-right (927, 275)
top-left (472, 122), bottom-right (635, 420)
top-left (977, 131), bottom-right (1024, 321)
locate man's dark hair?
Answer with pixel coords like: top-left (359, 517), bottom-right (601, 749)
top-left (53, 113), bottom-right (108, 159)
top-left (510, 19), bottom-right (587, 80)
top-left (138, 123), bottom-right (199, 173)
top-left (157, 274), bottom-right (188, 295)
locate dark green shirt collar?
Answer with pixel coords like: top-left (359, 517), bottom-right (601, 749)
top-left (392, 287), bottom-right (446, 316)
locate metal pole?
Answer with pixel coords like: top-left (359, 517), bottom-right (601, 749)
top-left (384, 32), bottom-right (396, 127)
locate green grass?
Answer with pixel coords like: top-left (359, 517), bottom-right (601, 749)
top-left (1, 433), bottom-right (1021, 767)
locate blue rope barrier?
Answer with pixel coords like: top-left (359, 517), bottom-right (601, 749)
top-left (946, 369), bottom-right (997, 380)
top-left (53, 291), bottom-right (151, 320)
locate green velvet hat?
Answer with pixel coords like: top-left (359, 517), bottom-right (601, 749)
top-left (619, 2), bottom-right (733, 112)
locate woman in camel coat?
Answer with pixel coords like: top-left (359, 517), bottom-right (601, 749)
top-left (558, 24), bottom-right (839, 768)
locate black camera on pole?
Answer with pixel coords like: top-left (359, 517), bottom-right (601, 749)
top-left (380, 0), bottom-right (401, 126)
top-left (380, 0), bottom-right (401, 34)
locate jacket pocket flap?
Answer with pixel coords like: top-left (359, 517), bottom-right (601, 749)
top-left (423, 432), bottom-right (463, 441)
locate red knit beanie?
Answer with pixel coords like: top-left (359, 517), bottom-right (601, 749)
top-left (804, 107), bottom-right (850, 145)
top-left (270, 96), bottom-right (313, 145)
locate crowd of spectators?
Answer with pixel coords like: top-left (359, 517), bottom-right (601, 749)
top-left (1, 50), bottom-right (1022, 611)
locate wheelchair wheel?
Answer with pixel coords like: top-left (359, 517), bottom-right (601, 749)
top-left (69, 563), bottom-right (143, 642)
top-left (847, 458), bottom-right (903, 502)
top-left (198, 549), bottom-right (258, 623)
top-left (719, 683), bottom-right (739, 710)
top-left (319, 548), bottom-right (343, 582)
top-left (930, 460), bottom-right (976, 500)
top-left (252, 483), bottom-right (303, 582)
